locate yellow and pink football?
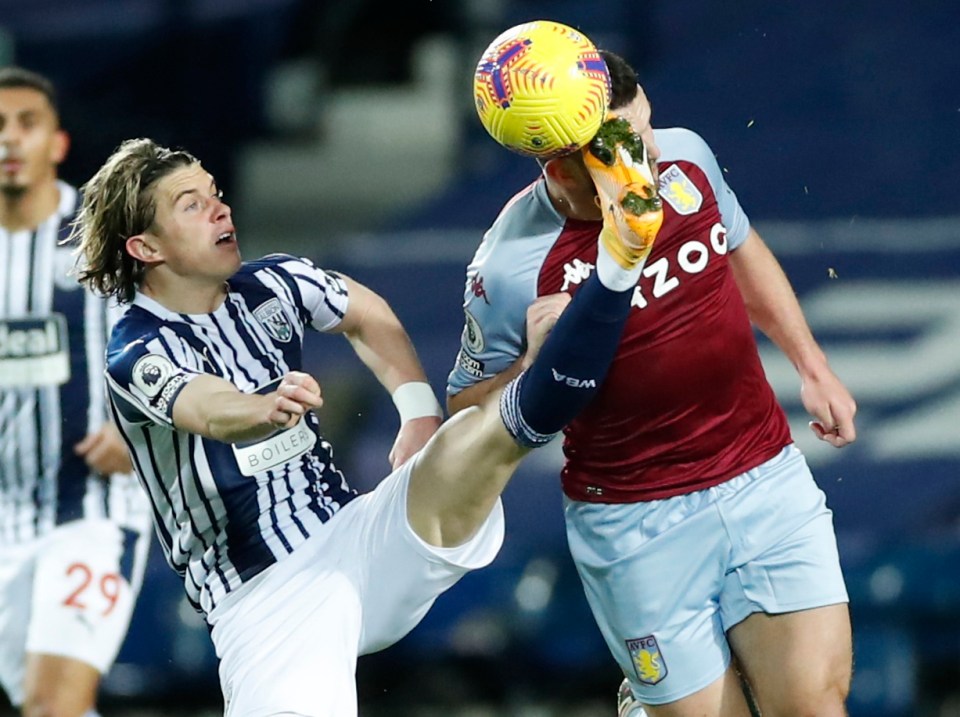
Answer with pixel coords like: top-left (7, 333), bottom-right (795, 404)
top-left (474, 20), bottom-right (611, 159)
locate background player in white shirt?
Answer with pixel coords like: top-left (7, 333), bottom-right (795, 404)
top-left (0, 68), bottom-right (151, 717)
top-left (448, 50), bottom-right (857, 717)
top-left (72, 135), bottom-right (661, 716)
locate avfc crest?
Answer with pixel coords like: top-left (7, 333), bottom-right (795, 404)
top-left (626, 635), bottom-right (668, 685)
top-left (254, 299), bottom-right (294, 343)
top-left (658, 164), bottom-right (703, 216)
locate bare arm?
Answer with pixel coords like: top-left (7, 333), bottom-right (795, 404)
top-left (447, 358), bottom-right (524, 416)
top-left (172, 372), bottom-right (323, 443)
top-left (333, 275), bottom-right (433, 394)
top-left (729, 228), bottom-right (856, 447)
top-left (447, 292), bottom-right (572, 415)
top-left (332, 275), bottom-right (441, 467)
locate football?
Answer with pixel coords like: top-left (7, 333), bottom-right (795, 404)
top-left (473, 20), bottom-right (611, 159)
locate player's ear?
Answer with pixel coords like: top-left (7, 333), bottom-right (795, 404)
top-left (50, 129), bottom-right (70, 165)
top-left (542, 155), bottom-right (574, 186)
top-left (126, 234), bottom-right (163, 265)
top-left (545, 154), bottom-right (591, 196)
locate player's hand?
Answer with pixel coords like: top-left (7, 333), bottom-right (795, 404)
top-left (269, 371), bottom-right (323, 429)
top-left (801, 368), bottom-right (857, 448)
top-left (522, 293), bottom-right (572, 369)
top-left (75, 423), bottom-right (133, 475)
top-left (389, 415), bottom-right (441, 469)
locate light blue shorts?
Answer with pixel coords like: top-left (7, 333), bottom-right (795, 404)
top-left (564, 444), bottom-right (848, 706)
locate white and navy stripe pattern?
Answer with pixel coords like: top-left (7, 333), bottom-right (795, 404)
top-left (498, 374), bottom-right (556, 448)
top-left (0, 181), bottom-right (147, 544)
top-left (106, 255), bottom-right (357, 615)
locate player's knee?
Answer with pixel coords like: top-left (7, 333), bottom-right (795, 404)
top-left (763, 675), bottom-right (849, 717)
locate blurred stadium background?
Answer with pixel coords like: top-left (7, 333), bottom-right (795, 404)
top-left (2, 0), bottom-right (959, 715)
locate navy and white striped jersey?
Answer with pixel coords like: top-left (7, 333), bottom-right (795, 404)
top-left (105, 254), bottom-right (358, 615)
top-left (0, 181), bottom-right (148, 544)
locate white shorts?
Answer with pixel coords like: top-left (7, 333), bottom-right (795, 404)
top-left (0, 518), bottom-right (150, 706)
top-left (209, 455), bottom-right (505, 717)
top-left (565, 444), bottom-right (848, 705)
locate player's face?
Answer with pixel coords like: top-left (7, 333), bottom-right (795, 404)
top-left (0, 86), bottom-right (67, 195)
top-left (553, 84), bottom-right (662, 221)
top-left (615, 84), bottom-right (660, 183)
top-left (146, 164), bottom-right (240, 282)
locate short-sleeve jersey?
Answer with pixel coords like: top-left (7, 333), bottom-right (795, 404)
top-left (0, 181), bottom-right (147, 544)
top-left (448, 129), bottom-right (792, 502)
top-left (105, 255), bottom-right (357, 615)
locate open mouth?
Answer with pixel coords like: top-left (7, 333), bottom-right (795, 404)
top-left (216, 231), bottom-right (235, 245)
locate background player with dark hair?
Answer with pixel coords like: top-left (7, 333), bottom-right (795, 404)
top-left (448, 50), bottom-right (856, 717)
top-left (0, 67), bottom-right (151, 717)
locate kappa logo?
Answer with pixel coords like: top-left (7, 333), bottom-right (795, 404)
top-left (658, 164), bottom-right (703, 216)
top-left (561, 258), bottom-right (595, 291)
top-left (469, 274), bottom-right (491, 304)
top-left (132, 354), bottom-right (175, 399)
top-left (626, 635), bottom-right (668, 685)
top-left (253, 299), bottom-right (293, 343)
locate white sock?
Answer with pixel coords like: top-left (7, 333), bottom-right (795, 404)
top-left (596, 236), bottom-right (646, 291)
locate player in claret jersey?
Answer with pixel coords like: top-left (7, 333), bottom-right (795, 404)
top-left (448, 50), bottom-right (857, 717)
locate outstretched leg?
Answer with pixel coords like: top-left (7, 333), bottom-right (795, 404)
top-left (407, 143), bottom-right (662, 548)
top-left (406, 265), bottom-right (636, 548)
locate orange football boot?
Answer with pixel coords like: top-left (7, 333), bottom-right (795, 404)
top-left (583, 117), bottom-right (663, 270)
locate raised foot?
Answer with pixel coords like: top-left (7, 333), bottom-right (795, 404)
top-left (584, 117), bottom-right (663, 269)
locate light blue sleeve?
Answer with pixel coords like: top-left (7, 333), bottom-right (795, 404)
top-left (446, 180), bottom-right (566, 397)
top-left (446, 251), bottom-right (536, 396)
top-left (657, 128), bottom-right (752, 250)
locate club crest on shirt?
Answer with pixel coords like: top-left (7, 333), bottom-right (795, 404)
top-left (253, 298), bottom-right (293, 343)
top-left (626, 635), bottom-right (668, 685)
top-left (658, 164), bottom-right (703, 216)
top-left (463, 310), bottom-right (484, 353)
top-left (132, 354), bottom-right (175, 399)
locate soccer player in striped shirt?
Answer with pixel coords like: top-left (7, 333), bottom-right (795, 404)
top-left (0, 68), bottom-right (151, 717)
top-left (72, 135), bottom-right (661, 716)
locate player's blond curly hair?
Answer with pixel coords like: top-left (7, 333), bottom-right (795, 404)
top-left (73, 138), bottom-right (198, 303)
